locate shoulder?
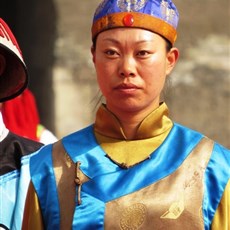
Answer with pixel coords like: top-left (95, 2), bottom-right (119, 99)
top-left (171, 123), bottom-right (229, 164)
top-left (174, 122), bottom-right (229, 159)
top-left (207, 141), bottom-right (230, 176)
top-left (0, 132), bottom-right (44, 175)
top-left (212, 141), bottom-right (230, 157)
top-left (62, 125), bottom-right (94, 143)
top-left (5, 131), bottom-right (44, 154)
top-left (173, 122), bottom-right (203, 136)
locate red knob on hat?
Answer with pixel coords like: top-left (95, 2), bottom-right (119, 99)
top-left (123, 13), bottom-right (134, 26)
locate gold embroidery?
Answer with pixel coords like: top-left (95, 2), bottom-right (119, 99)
top-left (65, 151), bottom-right (73, 168)
top-left (120, 203), bottom-right (146, 230)
top-left (104, 138), bottom-right (214, 229)
top-left (160, 138), bottom-right (214, 221)
top-left (160, 192), bottom-right (185, 219)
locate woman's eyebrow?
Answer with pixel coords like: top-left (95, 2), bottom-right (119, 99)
top-left (102, 38), bottom-right (153, 44)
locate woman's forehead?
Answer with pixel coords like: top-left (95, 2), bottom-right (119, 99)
top-left (97, 28), bottom-right (164, 43)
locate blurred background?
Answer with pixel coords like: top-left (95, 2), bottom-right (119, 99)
top-left (0, 0), bottom-right (229, 148)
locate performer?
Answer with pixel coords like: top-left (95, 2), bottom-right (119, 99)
top-left (0, 18), bottom-right (43, 229)
top-left (22, 0), bottom-right (230, 229)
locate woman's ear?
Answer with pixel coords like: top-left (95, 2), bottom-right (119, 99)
top-left (166, 47), bottom-right (179, 75)
top-left (0, 54), bottom-right (6, 76)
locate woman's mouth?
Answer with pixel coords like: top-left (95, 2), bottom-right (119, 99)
top-left (114, 83), bottom-right (140, 93)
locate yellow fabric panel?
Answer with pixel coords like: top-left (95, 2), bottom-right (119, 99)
top-left (211, 180), bottom-right (230, 230)
top-left (94, 102), bottom-right (171, 140)
top-left (22, 181), bottom-right (44, 230)
top-left (96, 129), bottom-right (171, 168)
top-left (95, 103), bottom-right (173, 168)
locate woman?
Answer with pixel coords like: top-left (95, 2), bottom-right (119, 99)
top-left (22, 0), bottom-right (229, 229)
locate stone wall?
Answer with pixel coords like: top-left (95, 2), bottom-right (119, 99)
top-left (53, 0), bottom-right (230, 148)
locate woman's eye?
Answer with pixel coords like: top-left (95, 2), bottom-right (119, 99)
top-left (105, 50), bottom-right (118, 56)
top-left (137, 50), bottom-right (149, 56)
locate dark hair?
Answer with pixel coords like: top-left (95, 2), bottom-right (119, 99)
top-left (165, 39), bottom-right (173, 52)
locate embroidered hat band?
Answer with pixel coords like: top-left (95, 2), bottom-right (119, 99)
top-left (91, 0), bottom-right (179, 45)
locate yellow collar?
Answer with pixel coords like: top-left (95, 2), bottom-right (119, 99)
top-left (94, 103), bottom-right (173, 168)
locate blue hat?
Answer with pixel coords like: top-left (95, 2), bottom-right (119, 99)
top-left (92, 0), bottom-right (179, 45)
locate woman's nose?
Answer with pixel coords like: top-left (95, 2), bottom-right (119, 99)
top-left (118, 56), bottom-right (136, 78)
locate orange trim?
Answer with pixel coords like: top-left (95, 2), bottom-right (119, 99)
top-left (91, 12), bottom-right (177, 45)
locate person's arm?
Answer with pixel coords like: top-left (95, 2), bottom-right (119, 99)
top-left (211, 180), bottom-right (230, 230)
top-left (22, 181), bottom-right (44, 230)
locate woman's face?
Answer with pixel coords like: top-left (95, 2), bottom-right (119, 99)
top-left (92, 28), bottom-right (178, 116)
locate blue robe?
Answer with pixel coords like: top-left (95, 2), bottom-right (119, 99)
top-left (0, 132), bottom-right (43, 229)
top-left (28, 123), bottom-right (230, 229)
